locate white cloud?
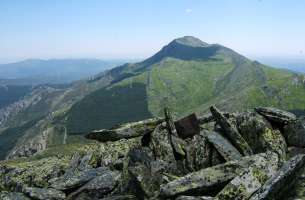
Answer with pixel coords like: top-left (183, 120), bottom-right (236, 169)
top-left (185, 8), bottom-right (193, 14)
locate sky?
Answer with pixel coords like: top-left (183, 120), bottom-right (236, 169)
top-left (0, 0), bottom-right (305, 63)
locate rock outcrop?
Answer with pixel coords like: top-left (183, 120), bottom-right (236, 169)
top-left (1, 106), bottom-right (305, 199)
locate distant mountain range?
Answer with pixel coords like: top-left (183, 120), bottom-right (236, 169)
top-left (0, 59), bottom-right (125, 111)
top-left (0, 59), bottom-right (127, 85)
top-left (1, 36), bottom-right (305, 160)
top-left (257, 57), bottom-right (305, 74)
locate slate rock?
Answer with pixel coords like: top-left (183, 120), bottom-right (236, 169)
top-left (50, 167), bottom-right (109, 191)
top-left (184, 132), bottom-right (213, 172)
top-left (236, 111), bottom-right (273, 153)
top-left (175, 196), bottom-right (213, 200)
top-left (0, 192), bottom-right (30, 200)
top-left (124, 147), bottom-right (163, 199)
top-left (255, 107), bottom-right (297, 126)
top-left (22, 187), bottom-right (66, 200)
top-left (215, 152), bottom-right (279, 200)
top-left (260, 128), bottom-right (287, 163)
top-left (149, 124), bottom-right (180, 175)
top-left (210, 106), bottom-right (253, 156)
top-left (86, 118), bottom-right (164, 142)
top-left (284, 162), bottom-right (305, 199)
top-left (283, 118), bottom-right (305, 147)
top-left (250, 154), bottom-right (305, 200)
top-left (205, 130), bottom-right (242, 161)
top-left (164, 108), bottom-right (187, 159)
top-left (100, 195), bottom-right (137, 200)
top-left (67, 170), bottom-right (121, 199)
top-left (287, 146), bottom-right (305, 158)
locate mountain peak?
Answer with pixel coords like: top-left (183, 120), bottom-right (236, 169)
top-left (172, 36), bottom-right (209, 47)
top-left (140, 36), bottom-right (218, 66)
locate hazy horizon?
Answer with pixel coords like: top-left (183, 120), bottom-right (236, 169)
top-left (1, 53), bottom-right (305, 74)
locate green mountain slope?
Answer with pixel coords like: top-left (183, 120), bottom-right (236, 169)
top-left (1, 36), bottom-right (305, 159)
top-left (66, 36), bottom-right (305, 133)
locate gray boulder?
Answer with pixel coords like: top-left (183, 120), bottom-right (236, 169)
top-left (22, 187), bottom-right (66, 200)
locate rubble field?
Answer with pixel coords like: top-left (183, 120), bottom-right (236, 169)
top-left (1, 106), bottom-right (305, 199)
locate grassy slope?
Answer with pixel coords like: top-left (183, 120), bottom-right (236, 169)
top-left (263, 66), bottom-right (305, 109)
top-left (195, 64), bottom-right (305, 114)
top-left (147, 58), bottom-right (235, 116)
top-left (65, 58), bottom-right (235, 133)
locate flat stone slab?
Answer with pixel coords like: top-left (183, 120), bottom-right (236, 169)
top-left (255, 107), bottom-right (297, 125)
top-left (205, 130), bottom-right (242, 161)
top-left (85, 118), bottom-right (164, 142)
top-left (250, 154), bottom-right (305, 200)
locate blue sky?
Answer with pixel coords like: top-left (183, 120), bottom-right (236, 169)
top-left (0, 0), bottom-right (305, 63)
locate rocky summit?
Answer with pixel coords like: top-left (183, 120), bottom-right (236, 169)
top-left (1, 105), bottom-right (305, 200)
